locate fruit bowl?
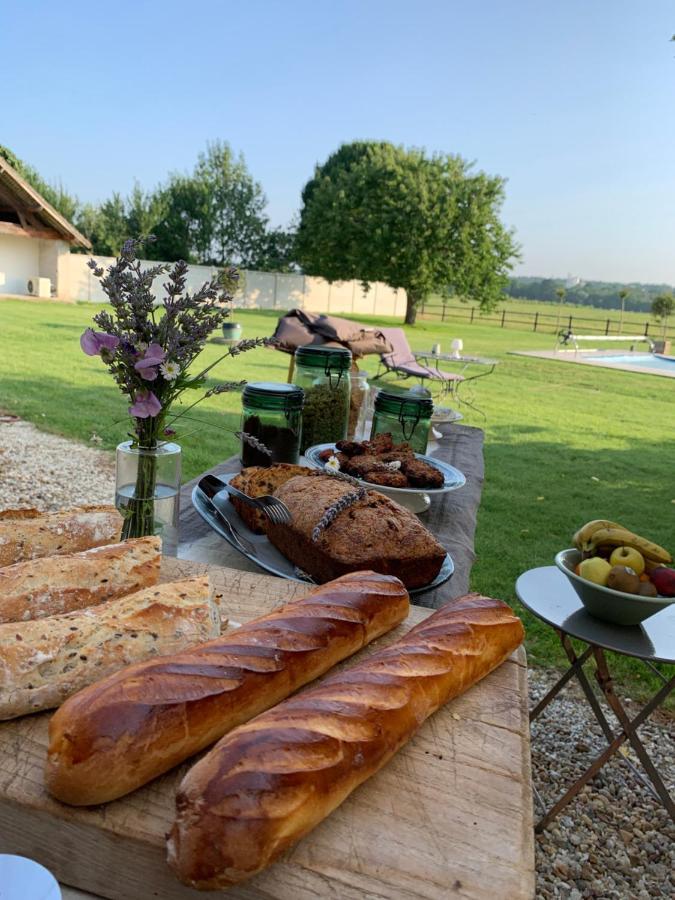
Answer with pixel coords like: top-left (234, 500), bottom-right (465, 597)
top-left (555, 549), bottom-right (675, 626)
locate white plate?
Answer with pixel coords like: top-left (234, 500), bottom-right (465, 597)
top-left (192, 475), bottom-right (454, 597)
top-left (0, 855), bottom-right (61, 900)
top-left (303, 444), bottom-right (467, 497)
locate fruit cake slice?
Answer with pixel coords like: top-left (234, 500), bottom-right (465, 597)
top-left (229, 464), bottom-right (311, 533)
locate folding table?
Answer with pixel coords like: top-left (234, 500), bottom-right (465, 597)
top-left (516, 566), bottom-right (674, 832)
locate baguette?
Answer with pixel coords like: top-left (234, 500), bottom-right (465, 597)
top-left (167, 593), bottom-right (524, 889)
top-left (45, 571), bottom-right (409, 806)
top-left (0, 536), bottom-right (161, 624)
top-left (0, 505), bottom-right (123, 566)
top-left (0, 576), bottom-right (220, 720)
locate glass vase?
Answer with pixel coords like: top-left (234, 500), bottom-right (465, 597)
top-left (115, 441), bottom-right (181, 554)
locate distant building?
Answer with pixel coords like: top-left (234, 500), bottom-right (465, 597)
top-left (0, 156), bottom-right (90, 298)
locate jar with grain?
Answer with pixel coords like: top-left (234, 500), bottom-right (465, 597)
top-left (294, 346), bottom-right (352, 453)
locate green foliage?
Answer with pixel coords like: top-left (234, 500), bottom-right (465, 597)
top-left (0, 143), bottom-right (295, 271)
top-left (507, 277), bottom-right (674, 312)
top-left (0, 144), bottom-right (79, 223)
top-left (296, 141), bottom-right (519, 323)
top-left (651, 291), bottom-right (675, 336)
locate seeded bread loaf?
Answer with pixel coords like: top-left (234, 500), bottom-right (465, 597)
top-left (0, 536), bottom-right (161, 624)
top-left (0, 505), bottom-right (123, 567)
top-left (266, 475), bottom-right (446, 589)
top-left (0, 576), bottom-right (220, 720)
top-left (229, 464), bottom-right (310, 533)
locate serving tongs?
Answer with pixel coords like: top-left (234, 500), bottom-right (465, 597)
top-left (200, 474), bottom-right (292, 526)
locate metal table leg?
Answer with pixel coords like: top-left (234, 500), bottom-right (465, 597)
top-left (531, 633), bottom-right (675, 832)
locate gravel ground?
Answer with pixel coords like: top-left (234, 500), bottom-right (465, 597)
top-left (530, 669), bottom-right (674, 899)
top-left (0, 419), bottom-right (673, 898)
top-left (0, 418), bottom-right (115, 511)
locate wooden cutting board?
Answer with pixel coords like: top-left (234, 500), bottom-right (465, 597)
top-left (0, 557), bottom-right (534, 900)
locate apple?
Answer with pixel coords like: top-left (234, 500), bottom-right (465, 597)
top-left (578, 557), bottom-right (612, 586)
top-left (609, 546), bottom-right (645, 576)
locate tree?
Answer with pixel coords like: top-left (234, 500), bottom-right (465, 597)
top-left (618, 288), bottom-right (629, 334)
top-left (296, 141), bottom-right (519, 324)
top-left (192, 141), bottom-right (268, 267)
top-left (248, 226), bottom-right (297, 272)
top-left (652, 292), bottom-right (675, 338)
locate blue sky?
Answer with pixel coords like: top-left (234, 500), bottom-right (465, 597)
top-left (2, 1), bottom-right (674, 283)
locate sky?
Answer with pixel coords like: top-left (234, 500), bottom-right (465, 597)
top-left (2, 0), bottom-right (674, 284)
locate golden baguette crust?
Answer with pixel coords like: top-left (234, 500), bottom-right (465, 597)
top-left (167, 593), bottom-right (525, 889)
top-left (0, 505), bottom-right (123, 567)
top-left (45, 571), bottom-right (409, 806)
top-left (267, 475), bottom-right (447, 588)
top-left (0, 576), bottom-right (220, 720)
top-left (0, 536), bottom-right (161, 624)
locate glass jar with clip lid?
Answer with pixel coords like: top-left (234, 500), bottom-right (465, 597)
top-left (294, 346), bottom-right (352, 453)
top-left (370, 387), bottom-right (433, 453)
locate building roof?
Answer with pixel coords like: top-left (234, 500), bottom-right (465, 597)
top-left (0, 156), bottom-right (91, 249)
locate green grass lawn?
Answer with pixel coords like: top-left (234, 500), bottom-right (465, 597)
top-left (1, 298), bottom-right (673, 704)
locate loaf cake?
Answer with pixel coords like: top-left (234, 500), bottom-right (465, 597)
top-left (229, 464), bottom-right (310, 533)
top-left (266, 474), bottom-right (446, 588)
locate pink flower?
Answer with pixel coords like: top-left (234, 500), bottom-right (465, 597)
top-left (128, 390), bottom-right (162, 419)
top-left (134, 343), bottom-right (166, 381)
top-left (80, 329), bottom-right (120, 356)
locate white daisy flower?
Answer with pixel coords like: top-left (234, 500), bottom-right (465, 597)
top-left (160, 360), bottom-right (180, 381)
top-left (325, 454), bottom-right (341, 472)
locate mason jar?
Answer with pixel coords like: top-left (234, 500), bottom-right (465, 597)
top-left (240, 382), bottom-right (304, 467)
top-left (370, 388), bottom-right (433, 453)
top-left (294, 346), bottom-right (352, 452)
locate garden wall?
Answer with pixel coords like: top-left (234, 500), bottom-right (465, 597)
top-left (65, 254), bottom-right (406, 317)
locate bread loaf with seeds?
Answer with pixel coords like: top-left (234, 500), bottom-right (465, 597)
top-left (0, 505), bottom-right (123, 566)
top-left (0, 576), bottom-right (219, 720)
top-left (0, 536), bottom-right (161, 624)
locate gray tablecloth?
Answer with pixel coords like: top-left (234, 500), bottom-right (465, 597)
top-left (178, 424), bottom-right (484, 609)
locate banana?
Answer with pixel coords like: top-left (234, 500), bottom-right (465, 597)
top-left (573, 519), bottom-right (626, 550)
top-left (585, 527), bottom-right (672, 565)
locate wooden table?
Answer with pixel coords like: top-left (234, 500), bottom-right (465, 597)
top-left (0, 558), bottom-right (534, 899)
top-left (0, 426), bottom-right (535, 898)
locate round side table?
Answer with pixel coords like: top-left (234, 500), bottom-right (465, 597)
top-left (516, 566), bottom-right (675, 832)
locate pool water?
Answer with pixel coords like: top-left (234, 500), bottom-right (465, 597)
top-left (582, 353), bottom-right (675, 372)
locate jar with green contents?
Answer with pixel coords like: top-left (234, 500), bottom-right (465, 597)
top-left (294, 346), bottom-right (352, 452)
top-left (240, 382), bottom-right (304, 467)
top-left (370, 388), bottom-right (433, 453)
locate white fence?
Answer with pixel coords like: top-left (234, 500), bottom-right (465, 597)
top-left (65, 255), bottom-right (407, 318)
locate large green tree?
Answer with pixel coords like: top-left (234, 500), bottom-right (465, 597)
top-left (296, 141), bottom-right (519, 324)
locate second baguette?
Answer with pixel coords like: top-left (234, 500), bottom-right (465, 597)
top-left (0, 576), bottom-right (220, 720)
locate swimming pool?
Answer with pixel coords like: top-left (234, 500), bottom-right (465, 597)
top-left (582, 353), bottom-right (675, 372)
top-left (510, 349), bottom-right (675, 378)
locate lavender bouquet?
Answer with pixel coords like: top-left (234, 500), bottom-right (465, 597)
top-left (80, 237), bottom-right (268, 541)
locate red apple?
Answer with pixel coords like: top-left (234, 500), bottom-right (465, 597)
top-left (650, 567), bottom-right (675, 597)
